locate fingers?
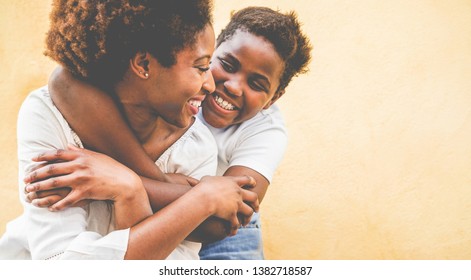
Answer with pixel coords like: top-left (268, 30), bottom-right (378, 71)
top-left (26, 188), bottom-right (90, 211)
top-left (30, 195), bottom-right (63, 208)
top-left (25, 188), bottom-right (71, 203)
top-left (241, 188), bottom-right (260, 213)
top-left (48, 191), bottom-right (83, 211)
top-left (24, 173), bottom-right (73, 193)
top-left (29, 161), bottom-right (49, 172)
top-left (165, 173), bottom-right (200, 187)
top-left (24, 161), bottom-right (78, 185)
top-left (186, 176), bottom-right (199, 187)
top-left (232, 175), bottom-right (257, 189)
top-left (31, 148), bottom-right (80, 163)
top-left (227, 214), bottom-right (240, 237)
top-left (237, 213), bottom-right (250, 227)
top-left (236, 199), bottom-right (256, 227)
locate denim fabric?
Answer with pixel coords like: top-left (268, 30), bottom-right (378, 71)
top-left (199, 213), bottom-right (264, 260)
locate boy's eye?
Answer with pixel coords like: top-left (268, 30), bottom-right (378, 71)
top-left (250, 81), bottom-right (267, 92)
top-left (219, 58), bottom-right (235, 73)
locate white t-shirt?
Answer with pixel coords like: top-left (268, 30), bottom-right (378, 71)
top-left (0, 86), bottom-right (217, 260)
top-left (198, 104), bottom-right (288, 182)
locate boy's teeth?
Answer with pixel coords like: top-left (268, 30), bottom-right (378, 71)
top-left (214, 95), bottom-right (235, 110)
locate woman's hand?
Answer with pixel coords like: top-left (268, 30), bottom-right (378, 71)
top-left (24, 145), bottom-right (143, 212)
top-left (194, 175), bottom-right (259, 236)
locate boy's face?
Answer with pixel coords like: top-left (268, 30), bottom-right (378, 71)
top-left (202, 30), bottom-right (284, 128)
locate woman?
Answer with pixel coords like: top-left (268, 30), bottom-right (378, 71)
top-left (0, 0), bottom-right (258, 260)
top-left (25, 6), bottom-right (312, 259)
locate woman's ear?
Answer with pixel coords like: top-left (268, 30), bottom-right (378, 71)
top-left (263, 89), bottom-right (285, 109)
top-left (129, 52), bottom-right (150, 79)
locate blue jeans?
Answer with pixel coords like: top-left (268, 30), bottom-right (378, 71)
top-left (199, 213), bottom-right (264, 260)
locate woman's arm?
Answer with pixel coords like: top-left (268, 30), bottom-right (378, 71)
top-left (16, 90), bottom-right (149, 259)
top-left (24, 145), bottom-right (152, 229)
top-left (125, 175), bottom-right (258, 259)
top-left (49, 67), bottom-right (200, 208)
top-left (25, 148), bottom-right (259, 259)
top-left (25, 148), bottom-right (259, 242)
top-left (47, 67), bottom-right (261, 242)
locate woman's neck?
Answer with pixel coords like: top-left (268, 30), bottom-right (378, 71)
top-left (114, 81), bottom-right (193, 161)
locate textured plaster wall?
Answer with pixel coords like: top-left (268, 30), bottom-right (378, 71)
top-left (1, 0), bottom-right (470, 259)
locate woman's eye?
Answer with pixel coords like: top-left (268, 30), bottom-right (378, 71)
top-left (198, 67), bottom-right (210, 73)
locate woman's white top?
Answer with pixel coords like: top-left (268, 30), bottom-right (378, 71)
top-left (0, 86), bottom-right (217, 260)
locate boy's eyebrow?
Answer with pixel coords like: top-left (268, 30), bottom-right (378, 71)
top-left (223, 52), bottom-right (240, 68)
top-left (253, 73), bottom-right (271, 88)
top-left (222, 52), bottom-right (272, 88)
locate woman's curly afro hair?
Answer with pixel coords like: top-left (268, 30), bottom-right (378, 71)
top-left (45, 0), bottom-right (213, 87)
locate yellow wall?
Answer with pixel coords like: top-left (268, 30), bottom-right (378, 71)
top-left (1, 0), bottom-right (470, 259)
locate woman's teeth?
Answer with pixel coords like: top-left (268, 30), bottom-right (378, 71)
top-left (214, 95), bottom-right (236, 110)
top-left (188, 100), bottom-right (202, 107)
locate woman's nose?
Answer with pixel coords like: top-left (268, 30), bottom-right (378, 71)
top-left (202, 70), bottom-right (215, 94)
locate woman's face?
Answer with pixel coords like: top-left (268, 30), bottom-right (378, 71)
top-left (149, 24), bottom-right (215, 128)
top-left (202, 30), bottom-right (284, 128)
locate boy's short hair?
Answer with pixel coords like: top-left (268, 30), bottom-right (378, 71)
top-left (217, 6), bottom-right (312, 94)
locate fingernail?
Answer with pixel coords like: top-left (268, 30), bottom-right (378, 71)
top-left (25, 185), bottom-right (33, 192)
top-left (32, 199), bottom-right (39, 207)
top-left (48, 206), bottom-right (56, 212)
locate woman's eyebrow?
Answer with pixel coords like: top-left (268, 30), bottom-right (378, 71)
top-left (194, 55), bottom-right (212, 63)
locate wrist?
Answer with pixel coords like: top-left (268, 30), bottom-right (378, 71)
top-left (113, 175), bottom-right (151, 229)
top-left (114, 172), bottom-right (145, 203)
top-left (190, 183), bottom-right (217, 217)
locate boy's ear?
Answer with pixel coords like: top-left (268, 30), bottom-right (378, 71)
top-left (263, 89), bottom-right (285, 109)
top-left (129, 52), bottom-right (150, 79)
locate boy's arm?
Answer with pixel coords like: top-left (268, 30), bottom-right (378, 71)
top-left (47, 67), bottom-right (239, 242)
top-left (222, 106), bottom-right (289, 205)
top-left (49, 67), bottom-right (168, 182)
top-left (224, 166), bottom-right (270, 203)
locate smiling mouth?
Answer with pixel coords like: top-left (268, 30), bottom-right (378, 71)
top-left (188, 99), bottom-right (202, 108)
top-left (213, 94), bottom-right (237, 111)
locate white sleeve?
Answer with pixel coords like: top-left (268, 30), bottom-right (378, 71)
top-left (17, 90), bottom-right (129, 260)
top-left (229, 110), bottom-right (288, 183)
